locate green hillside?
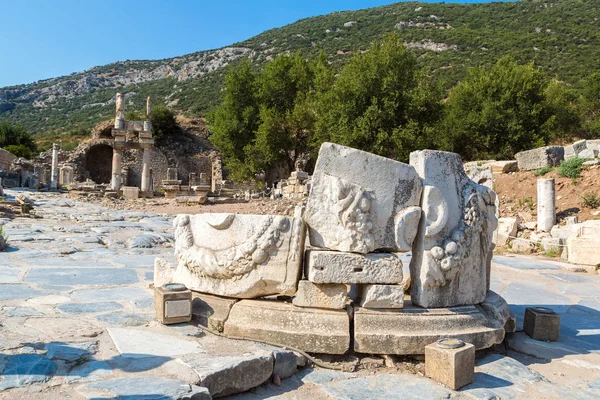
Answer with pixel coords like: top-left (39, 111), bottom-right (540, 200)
top-left (0, 0), bottom-right (598, 139)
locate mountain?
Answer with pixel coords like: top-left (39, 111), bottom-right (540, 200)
top-left (0, 0), bottom-right (598, 139)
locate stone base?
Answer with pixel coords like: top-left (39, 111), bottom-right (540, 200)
top-left (224, 299), bottom-right (350, 354)
top-left (354, 300), bottom-right (507, 355)
top-left (191, 291), bottom-right (238, 332)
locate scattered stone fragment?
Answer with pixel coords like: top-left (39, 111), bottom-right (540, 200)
top-left (180, 353), bottom-right (273, 397)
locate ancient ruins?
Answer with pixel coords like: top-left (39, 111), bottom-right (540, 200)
top-left (155, 143), bottom-right (515, 356)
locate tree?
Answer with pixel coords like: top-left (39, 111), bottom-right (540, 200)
top-left (0, 122), bottom-right (36, 157)
top-left (442, 56), bottom-right (558, 160)
top-left (151, 105), bottom-right (178, 142)
top-left (208, 58), bottom-right (259, 181)
top-left (314, 33), bottom-right (442, 161)
top-left (580, 72), bottom-right (600, 137)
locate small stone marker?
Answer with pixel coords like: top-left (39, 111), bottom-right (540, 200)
top-left (425, 338), bottom-right (475, 390)
top-left (523, 307), bottom-right (560, 342)
top-left (155, 283), bottom-right (192, 325)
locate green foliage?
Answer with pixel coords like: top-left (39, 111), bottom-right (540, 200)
top-left (441, 56), bottom-right (556, 160)
top-left (557, 157), bottom-right (586, 179)
top-left (534, 166), bottom-right (554, 176)
top-left (518, 197), bottom-right (535, 211)
top-left (315, 33), bottom-right (442, 161)
top-left (4, 144), bottom-right (32, 159)
top-left (543, 246), bottom-right (562, 258)
top-left (126, 111), bottom-right (144, 121)
top-left (580, 72), bottom-right (600, 137)
top-left (151, 105), bottom-right (178, 142)
top-left (581, 191), bottom-right (600, 209)
top-left (0, 121), bottom-right (36, 156)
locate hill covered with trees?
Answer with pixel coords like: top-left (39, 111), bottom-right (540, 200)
top-left (0, 0), bottom-right (597, 142)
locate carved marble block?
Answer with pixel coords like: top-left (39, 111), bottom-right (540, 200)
top-left (305, 142), bottom-right (422, 254)
top-left (409, 150), bottom-right (498, 308)
top-left (157, 213), bottom-right (305, 298)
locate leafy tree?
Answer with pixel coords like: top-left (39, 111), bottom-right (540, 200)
top-left (543, 81), bottom-right (582, 142)
top-left (314, 33), bottom-right (442, 161)
top-left (4, 144), bottom-right (32, 159)
top-left (581, 72), bottom-right (600, 137)
top-left (208, 58), bottom-right (260, 181)
top-left (0, 122), bottom-right (36, 156)
top-left (151, 105), bottom-right (178, 142)
top-left (441, 56), bottom-right (555, 160)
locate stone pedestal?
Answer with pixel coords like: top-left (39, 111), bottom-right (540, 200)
top-left (154, 284), bottom-right (192, 325)
top-left (111, 148), bottom-right (123, 191)
top-left (537, 178), bottom-right (556, 232)
top-left (141, 147), bottom-right (152, 193)
top-left (425, 339), bottom-right (475, 390)
top-left (524, 307), bottom-right (560, 342)
top-left (122, 186), bottom-right (140, 199)
top-left (50, 143), bottom-right (59, 190)
top-left (224, 299), bottom-right (350, 354)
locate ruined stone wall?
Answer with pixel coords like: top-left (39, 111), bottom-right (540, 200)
top-left (122, 148), bottom-right (169, 188)
top-left (0, 148), bottom-right (17, 170)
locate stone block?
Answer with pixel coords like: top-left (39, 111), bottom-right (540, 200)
top-left (191, 291), bottom-right (238, 332)
top-left (524, 307), bottom-right (561, 342)
top-left (292, 280), bottom-right (347, 309)
top-left (224, 299), bottom-right (350, 354)
top-left (291, 170), bottom-right (309, 180)
top-left (514, 146), bottom-right (564, 171)
top-left (154, 284), bottom-right (192, 325)
top-left (587, 139), bottom-right (600, 152)
top-left (353, 304), bottom-right (505, 355)
top-left (425, 340), bottom-right (475, 390)
top-left (409, 150), bottom-right (498, 308)
top-left (305, 142), bottom-right (422, 253)
top-left (162, 213), bottom-right (305, 298)
top-left (567, 236), bottom-right (600, 265)
top-left (359, 284), bottom-right (404, 308)
top-left (464, 164), bottom-right (493, 189)
top-left (541, 237), bottom-right (563, 254)
top-left (305, 250), bottom-right (403, 284)
top-left (496, 217), bottom-right (518, 246)
top-left (480, 290), bottom-right (516, 333)
top-left (564, 139), bottom-right (587, 160)
top-left (578, 148), bottom-right (598, 159)
top-left (510, 238), bottom-right (534, 253)
top-left (122, 186), bottom-right (140, 199)
top-left (180, 353), bottom-right (273, 398)
top-left (485, 160), bottom-right (518, 174)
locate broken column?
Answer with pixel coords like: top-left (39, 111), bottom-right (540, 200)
top-left (141, 145), bottom-right (152, 193)
top-left (114, 93), bottom-right (125, 129)
top-left (50, 143), bottom-right (59, 190)
top-left (537, 178), bottom-right (556, 232)
top-left (144, 96), bottom-right (153, 132)
top-left (111, 148), bottom-right (123, 191)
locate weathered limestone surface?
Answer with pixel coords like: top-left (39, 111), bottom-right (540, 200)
top-left (353, 304), bottom-right (505, 355)
top-left (480, 290), bottom-right (516, 333)
top-left (191, 291), bottom-right (238, 332)
top-left (180, 353), bottom-right (273, 397)
top-left (496, 217), bottom-right (518, 246)
top-left (464, 164), bottom-right (493, 189)
top-left (224, 300), bottom-right (350, 354)
top-left (515, 146), bottom-right (564, 171)
top-left (409, 150), bottom-right (498, 308)
top-left (486, 160), bottom-right (518, 174)
top-left (122, 186), bottom-right (140, 199)
top-left (305, 250), bottom-right (403, 284)
top-left (305, 142), bottom-right (422, 253)
top-left (292, 280), bottom-right (347, 309)
top-left (157, 212), bottom-right (305, 298)
top-left (564, 140), bottom-right (588, 160)
top-left (425, 342), bottom-right (475, 390)
top-left (359, 284), bottom-right (405, 308)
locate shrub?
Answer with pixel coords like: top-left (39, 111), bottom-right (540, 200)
top-left (4, 144), bottom-right (32, 159)
top-left (534, 166), bottom-right (554, 176)
top-left (557, 157), bottom-right (585, 179)
top-left (581, 191), bottom-right (600, 209)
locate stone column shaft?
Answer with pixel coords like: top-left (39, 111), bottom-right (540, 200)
top-left (50, 143), bottom-right (59, 190)
top-left (141, 148), bottom-right (152, 192)
top-left (111, 148), bottom-right (123, 191)
top-left (537, 178), bottom-right (556, 232)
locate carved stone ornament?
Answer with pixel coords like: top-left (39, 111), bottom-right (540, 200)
top-left (409, 150), bottom-right (498, 308)
top-left (305, 142), bottom-right (422, 253)
top-left (157, 212), bottom-right (306, 298)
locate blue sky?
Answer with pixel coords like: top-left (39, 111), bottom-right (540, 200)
top-left (0, 0), bottom-right (514, 88)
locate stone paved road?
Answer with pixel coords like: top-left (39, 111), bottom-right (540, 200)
top-left (0, 189), bottom-right (599, 399)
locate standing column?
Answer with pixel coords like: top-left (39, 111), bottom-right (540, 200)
top-left (50, 143), bottom-right (59, 190)
top-left (111, 148), bottom-right (123, 191)
top-left (537, 178), bottom-right (556, 232)
top-left (141, 147), bottom-right (152, 193)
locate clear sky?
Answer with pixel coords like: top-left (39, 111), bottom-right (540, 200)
top-left (0, 0), bottom-right (514, 88)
